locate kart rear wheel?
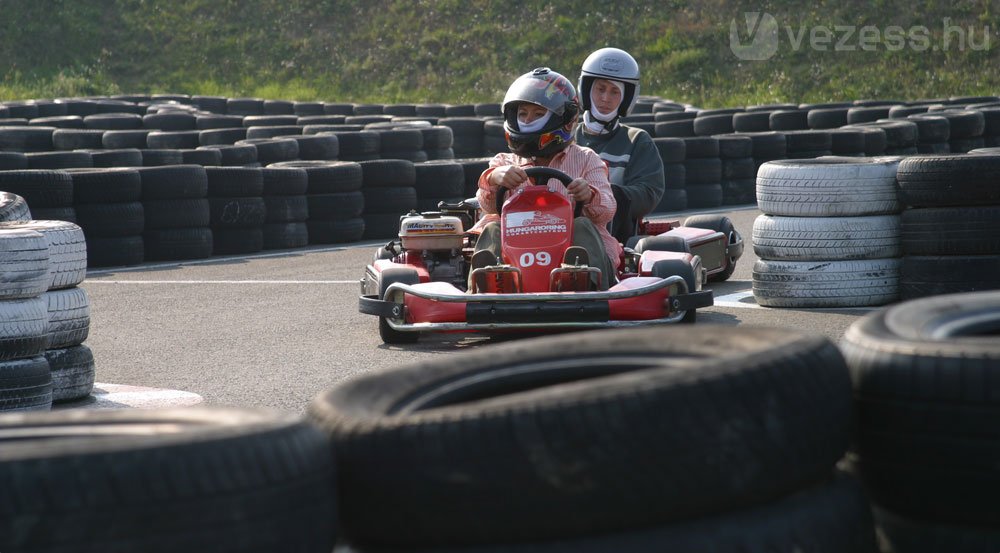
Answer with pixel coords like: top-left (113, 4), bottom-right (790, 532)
top-left (652, 259), bottom-right (697, 323)
top-left (635, 235), bottom-right (689, 253)
top-left (684, 214), bottom-right (738, 281)
top-left (378, 267), bottom-right (420, 344)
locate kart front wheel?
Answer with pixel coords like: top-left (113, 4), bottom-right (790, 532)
top-left (378, 268), bottom-right (420, 344)
top-left (652, 259), bottom-right (698, 324)
top-left (684, 214), bottom-right (739, 282)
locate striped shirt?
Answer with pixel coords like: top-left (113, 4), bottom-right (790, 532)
top-left (473, 144), bottom-right (622, 264)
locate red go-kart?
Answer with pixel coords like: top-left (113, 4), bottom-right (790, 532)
top-left (359, 167), bottom-right (742, 344)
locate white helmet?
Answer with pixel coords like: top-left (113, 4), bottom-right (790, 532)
top-left (578, 47), bottom-right (641, 118)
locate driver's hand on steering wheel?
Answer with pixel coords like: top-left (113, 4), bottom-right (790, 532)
top-left (566, 178), bottom-right (594, 204)
top-left (489, 166), bottom-right (529, 190)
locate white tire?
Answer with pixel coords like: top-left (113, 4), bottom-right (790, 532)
top-left (752, 258), bottom-right (900, 308)
top-left (756, 157), bottom-right (901, 216)
top-left (43, 287), bottom-right (90, 349)
top-left (0, 297), bottom-right (50, 360)
top-left (0, 227), bottom-right (49, 299)
top-left (5, 220), bottom-right (87, 290)
top-left (753, 214), bottom-right (901, 261)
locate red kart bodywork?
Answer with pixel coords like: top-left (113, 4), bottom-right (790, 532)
top-left (359, 169), bottom-right (737, 342)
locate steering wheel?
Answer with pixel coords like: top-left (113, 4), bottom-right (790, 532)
top-left (494, 166), bottom-right (585, 219)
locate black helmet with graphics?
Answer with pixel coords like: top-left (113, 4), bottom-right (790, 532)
top-left (502, 67), bottom-right (580, 158)
top-left (578, 47), bottom-right (641, 118)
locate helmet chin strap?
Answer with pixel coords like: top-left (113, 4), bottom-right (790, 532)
top-left (583, 110), bottom-right (618, 135)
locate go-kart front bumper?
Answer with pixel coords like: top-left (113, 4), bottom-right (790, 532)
top-left (358, 276), bottom-right (713, 332)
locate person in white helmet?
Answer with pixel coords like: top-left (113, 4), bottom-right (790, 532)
top-left (470, 68), bottom-right (620, 290)
top-left (575, 47), bottom-right (665, 242)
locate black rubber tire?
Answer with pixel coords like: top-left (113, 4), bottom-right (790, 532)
top-left (360, 213), bottom-right (400, 239)
top-left (948, 137), bottom-right (985, 153)
top-left (683, 158), bottom-right (721, 184)
top-left (693, 113), bottom-right (734, 135)
top-left (208, 197), bottom-right (266, 228)
top-left (262, 222), bottom-right (309, 249)
top-left (715, 135), bottom-right (752, 158)
top-left (421, 126), bottom-right (454, 149)
top-left (722, 178), bottom-right (757, 205)
top-left (51, 129), bottom-right (105, 150)
top-left (0, 355), bottom-right (51, 412)
top-left (204, 166), bottom-right (264, 197)
top-left (654, 188), bottom-right (687, 212)
top-left (654, 119), bottom-right (695, 137)
top-left (769, 110), bottom-right (809, 130)
top-left (244, 124), bottom-right (302, 139)
top-left (308, 326), bottom-right (852, 547)
top-left (142, 112), bottom-right (196, 131)
top-left (360, 159), bottom-right (417, 188)
top-left (84, 113), bottom-right (143, 130)
top-left (146, 130), bottom-right (200, 149)
top-left (414, 161), bottom-right (465, 197)
top-left (102, 129), bottom-right (150, 149)
top-left (307, 217), bottom-right (365, 243)
top-left (0, 126), bottom-right (54, 152)
top-left (236, 138), bottom-right (299, 164)
top-left (67, 168), bottom-right (142, 204)
top-left (143, 227), bottom-right (212, 261)
top-left (198, 127), bottom-right (248, 145)
top-left (281, 134), bottom-right (339, 160)
top-left (906, 114), bottom-right (951, 142)
top-left (181, 147), bottom-right (222, 166)
top-left (204, 143), bottom-right (256, 166)
top-left (681, 136), bottom-right (719, 158)
top-left (329, 131), bottom-right (380, 157)
top-left (873, 505), bottom-right (1000, 553)
top-left (732, 110), bottom-right (772, 132)
top-left (263, 195), bottom-right (308, 223)
top-left (89, 148), bottom-right (143, 168)
top-left (375, 128), bottom-right (423, 151)
top-left (375, 267), bottom-right (421, 344)
top-left (782, 130), bottom-right (833, 152)
top-left (0, 152), bottom-right (28, 170)
top-left (137, 165), bottom-right (209, 200)
top-left (652, 137), bottom-right (685, 163)
top-left (269, 161), bottom-right (364, 193)
top-left (143, 198), bottom-right (210, 229)
top-left (934, 110), bottom-right (986, 138)
top-left (840, 291), bottom-right (1000, 525)
top-left (853, 121), bottom-right (918, 148)
top-left (829, 129), bottom-right (867, 154)
top-left (347, 474), bottom-right (877, 553)
top-left (308, 191), bottom-right (364, 220)
top-left (651, 259), bottom-right (698, 322)
top-left (0, 407), bottom-right (337, 552)
top-left (141, 149), bottom-right (184, 166)
top-left (0, 170), bottom-right (73, 208)
top-left (635, 235), bottom-right (690, 253)
top-left (901, 206), bottom-right (1000, 255)
top-left (361, 186), bottom-right (417, 215)
top-left (86, 235), bottom-right (145, 267)
top-left (261, 166), bottom-right (309, 196)
top-left (25, 151), bottom-right (92, 170)
top-left (807, 107), bottom-right (850, 129)
top-left (847, 106), bottom-right (892, 124)
top-left (684, 214), bottom-right (739, 281)
top-left (899, 255), bottom-right (1000, 298)
top-left (28, 115), bottom-right (82, 129)
top-left (721, 157), bottom-right (755, 180)
top-left (897, 155), bottom-right (1000, 206)
top-left (75, 202), bottom-right (145, 238)
top-left (686, 183), bottom-right (723, 208)
top-left (45, 344), bottom-right (95, 402)
top-left (663, 163), bottom-right (686, 189)
top-left (741, 131), bottom-right (787, 158)
top-left (212, 227), bottom-right (263, 254)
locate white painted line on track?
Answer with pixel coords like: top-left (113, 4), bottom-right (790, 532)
top-left (86, 280), bottom-right (359, 284)
top-left (53, 383), bottom-right (204, 410)
top-left (85, 241), bottom-right (388, 275)
top-left (713, 288), bottom-right (764, 309)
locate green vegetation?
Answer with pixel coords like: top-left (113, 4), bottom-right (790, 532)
top-left (1, 0), bottom-right (998, 107)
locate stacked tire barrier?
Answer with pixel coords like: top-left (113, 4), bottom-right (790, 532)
top-left (841, 291), bottom-right (1000, 553)
top-left (895, 154), bottom-right (1000, 298)
top-left (205, 167), bottom-right (266, 255)
top-left (0, 407), bottom-right (340, 552)
top-left (681, 136), bottom-right (722, 208)
top-left (272, 161), bottom-right (366, 245)
top-left (68, 168), bottom-right (145, 267)
top-left (359, 159), bottom-right (416, 240)
top-left (309, 326), bottom-right (879, 552)
top-left (653, 137), bottom-right (686, 212)
top-left (413, 160), bottom-right (465, 211)
top-left (752, 158), bottom-right (903, 307)
top-left (139, 165), bottom-right (213, 261)
top-left (717, 134), bottom-right (755, 205)
top-left (260, 166), bottom-right (310, 249)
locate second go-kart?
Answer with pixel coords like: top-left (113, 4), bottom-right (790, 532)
top-left (359, 167), bottom-right (743, 343)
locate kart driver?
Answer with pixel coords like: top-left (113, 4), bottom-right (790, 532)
top-left (574, 47), bottom-right (665, 242)
top-left (471, 67), bottom-right (620, 290)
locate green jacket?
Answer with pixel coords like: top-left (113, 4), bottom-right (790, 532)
top-left (575, 123), bottom-right (665, 226)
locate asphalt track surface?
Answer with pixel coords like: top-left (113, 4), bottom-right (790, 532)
top-left (79, 205), bottom-right (874, 413)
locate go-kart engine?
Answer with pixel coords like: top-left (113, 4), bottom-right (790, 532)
top-left (399, 212), bottom-right (464, 251)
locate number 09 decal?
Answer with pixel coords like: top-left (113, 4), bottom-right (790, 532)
top-left (519, 252), bottom-right (552, 267)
